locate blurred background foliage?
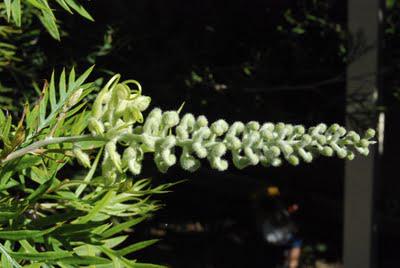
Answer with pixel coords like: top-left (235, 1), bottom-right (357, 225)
top-left (0, 0), bottom-right (399, 267)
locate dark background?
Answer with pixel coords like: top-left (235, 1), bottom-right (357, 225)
top-left (3, 0), bottom-right (400, 267)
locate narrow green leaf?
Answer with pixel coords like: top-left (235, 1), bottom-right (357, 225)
top-left (0, 109), bottom-right (5, 125)
top-left (19, 240), bottom-right (37, 253)
top-left (10, 0), bottom-right (21, 27)
top-left (59, 68), bottom-right (67, 97)
top-left (9, 251), bottom-right (71, 261)
top-left (70, 65), bottom-right (94, 91)
top-left (70, 109), bottom-right (90, 135)
top-left (68, 67), bottom-right (76, 91)
top-left (102, 216), bottom-right (147, 238)
top-left (0, 211), bottom-right (17, 221)
top-left (0, 179), bottom-right (19, 191)
top-left (0, 242), bottom-right (21, 268)
top-left (14, 155), bottom-right (41, 171)
top-left (0, 229), bottom-right (46, 240)
top-left (0, 114), bottom-right (12, 144)
top-left (49, 71), bottom-right (57, 111)
top-left (64, 0), bottom-right (94, 21)
top-left (58, 256), bottom-right (111, 265)
top-left (26, 172), bottom-right (56, 202)
top-left (53, 222), bottom-right (102, 235)
top-left (54, 0), bottom-right (73, 13)
top-left (26, 0), bottom-right (51, 11)
top-left (117, 239), bottom-right (159, 256)
top-left (75, 148), bottom-right (102, 197)
top-left (38, 85), bottom-right (48, 124)
top-left (103, 235), bottom-right (128, 248)
top-left (4, 0), bottom-right (12, 21)
top-left (75, 190), bottom-right (116, 224)
top-left (37, 11), bottom-right (60, 40)
top-left (132, 263), bottom-right (166, 268)
top-left (65, 101), bottom-right (87, 118)
top-left (30, 166), bottom-right (47, 184)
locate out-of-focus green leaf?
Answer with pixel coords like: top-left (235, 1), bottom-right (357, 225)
top-left (75, 190), bottom-right (116, 224)
top-left (0, 225), bottom-right (57, 240)
top-left (10, 0), bottom-right (21, 27)
top-left (9, 251), bottom-right (71, 261)
top-left (26, 172), bottom-right (56, 202)
top-left (118, 239), bottom-right (159, 256)
top-left (292, 27), bottom-right (305, 34)
top-left (57, 256), bottom-right (112, 265)
top-left (64, 0), bottom-right (94, 21)
top-left (0, 242), bottom-right (21, 268)
top-left (37, 11), bottom-right (60, 40)
top-left (102, 216), bottom-right (147, 238)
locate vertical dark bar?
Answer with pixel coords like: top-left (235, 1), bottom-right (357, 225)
top-left (344, 1), bottom-right (382, 268)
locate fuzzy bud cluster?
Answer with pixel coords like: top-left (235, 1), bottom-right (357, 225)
top-left (87, 75), bottom-right (376, 183)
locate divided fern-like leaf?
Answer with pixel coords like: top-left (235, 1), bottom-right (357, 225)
top-left (34, 66), bottom-right (94, 133)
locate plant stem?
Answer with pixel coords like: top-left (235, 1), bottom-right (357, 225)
top-left (1, 135), bottom-right (107, 164)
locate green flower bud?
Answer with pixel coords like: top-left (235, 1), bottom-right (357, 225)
top-left (365, 128), bottom-right (376, 139)
top-left (275, 123), bottom-right (286, 137)
top-left (162, 111), bottom-right (180, 128)
top-left (232, 153), bottom-right (251, 169)
top-left (244, 147), bottom-right (259, 165)
top-left (211, 143), bottom-right (227, 157)
top-left (211, 120), bottom-right (229, 136)
top-left (346, 131), bottom-right (360, 143)
top-left (102, 157), bottom-right (117, 185)
top-left (143, 117), bottom-right (159, 135)
top-left (321, 146), bottom-right (333, 157)
top-left (297, 148), bottom-right (313, 163)
top-left (196, 116), bottom-right (208, 127)
top-left (92, 89), bottom-right (109, 119)
top-left (260, 129), bottom-right (274, 140)
top-left (192, 142), bottom-right (207, 158)
top-left (356, 147), bottom-right (369, 156)
top-left (161, 150), bottom-right (176, 166)
top-left (176, 126), bottom-right (189, 139)
top-left (227, 122), bottom-right (245, 136)
top-left (106, 141), bottom-right (122, 172)
top-left (337, 127), bottom-right (347, 137)
top-left (180, 150), bottom-right (200, 172)
top-left (347, 151), bottom-right (355, 160)
top-left (271, 158), bottom-right (282, 167)
top-left (115, 84), bottom-right (130, 100)
top-left (210, 158), bottom-right (228, 171)
top-left (247, 121), bottom-right (260, 131)
top-left (88, 117), bottom-right (105, 136)
top-left (288, 155), bottom-right (300, 166)
top-left (225, 135), bottom-right (242, 150)
top-left (73, 146), bottom-right (91, 168)
top-left (66, 88), bottom-right (83, 108)
top-left (327, 123), bottom-right (340, 134)
top-left (269, 146), bottom-right (281, 158)
top-left (128, 160), bottom-right (142, 175)
top-left (315, 135), bottom-right (327, 145)
top-left (299, 134), bottom-right (312, 147)
top-left (279, 141), bottom-right (294, 156)
top-left (358, 139), bottom-right (369, 148)
top-left (260, 123), bottom-right (275, 132)
top-left (331, 143), bottom-right (347, 159)
top-left (132, 96), bottom-right (151, 111)
top-left (293, 125), bottom-right (305, 136)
